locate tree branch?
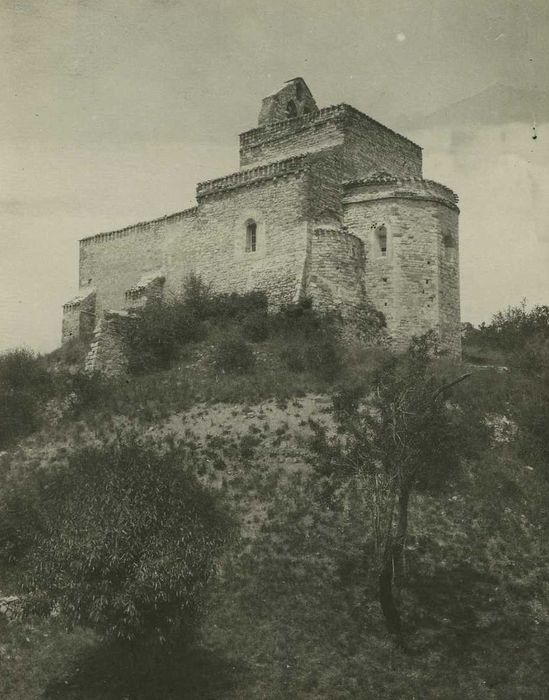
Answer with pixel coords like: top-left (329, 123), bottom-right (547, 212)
top-left (432, 373), bottom-right (471, 400)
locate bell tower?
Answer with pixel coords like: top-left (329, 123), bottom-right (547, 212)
top-left (258, 77), bottom-right (319, 126)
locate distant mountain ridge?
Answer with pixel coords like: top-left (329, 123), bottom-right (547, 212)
top-left (397, 84), bottom-right (549, 130)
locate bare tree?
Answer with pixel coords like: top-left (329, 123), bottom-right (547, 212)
top-left (309, 336), bottom-right (473, 639)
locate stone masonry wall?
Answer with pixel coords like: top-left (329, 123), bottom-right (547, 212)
top-left (304, 228), bottom-right (370, 337)
top-left (182, 169), bottom-right (309, 305)
top-left (85, 311), bottom-right (130, 376)
top-left (62, 289), bottom-right (96, 344)
top-left (240, 107), bottom-right (345, 171)
top-left (343, 182), bottom-right (460, 354)
top-left (343, 110), bottom-right (422, 180)
top-left (66, 82), bottom-right (461, 358)
top-left (437, 212), bottom-right (461, 355)
top-left (78, 161), bottom-right (311, 321)
top-left (258, 78), bottom-right (319, 125)
top-left (79, 215), bottom-right (174, 318)
top-left (239, 105), bottom-right (423, 181)
top-left (304, 148), bottom-right (345, 222)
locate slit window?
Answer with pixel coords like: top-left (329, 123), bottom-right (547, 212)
top-left (376, 225), bottom-right (388, 257)
top-left (246, 221), bottom-right (257, 253)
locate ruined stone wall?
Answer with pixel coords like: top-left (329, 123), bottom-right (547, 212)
top-left (62, 304), bottom-right (83, 345)
top-left (304, 228), bottom-right (370, 334)
top-left (343, 179), bottom-right (460, 354)
top-left (62, 289), bottom-right (96, 344)
top-left (258, 78), bottom-right (319, 126)
top-left (85, 311), bottom-right (129, 376)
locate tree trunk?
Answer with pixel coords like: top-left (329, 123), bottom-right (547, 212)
top-left (378, 553), bottom-right (401, 636)
top-left (378, 488), bottom-right (410, 637)
top-left (393, 488), bottom-right (410, 592)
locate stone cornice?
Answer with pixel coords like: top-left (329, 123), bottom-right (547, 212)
top-left (240, 103), bottom-right (422, 151)
top-left (80, 207), bottom-right (198, 247)
top-left (196, 155), bottom-right (309, 200)
top-left (343, 176), bottom-right (459, 210)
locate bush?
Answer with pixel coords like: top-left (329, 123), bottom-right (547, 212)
top-left (305, 332), bottom-right (341, 380)
top-left (46, 338), bottom-right (90, 368)
top-left (65, 371), bottom-right (111, 416)
top-left (120, 276), bottom-right (269, 374)
top-left (274, 297), bottom-right (325, 338)
top-left (121, 300), bottom-right (206, 374)
top-left (0, 348), bottom-right (53, 448)
top-left (183, 275), bottom-right (268, 322)
top-left (463, 301), bottom-right (549, 359)
top-left (0, 435), bottom-right (234, 644)
top-left (273, 300), bottom-right (341, 379)
top-left (213, 335), bottom-right (255, 374)
top-left (241, 311), bottom-right (270, 342)
top-left (280, 344), bottom-right (306, 373)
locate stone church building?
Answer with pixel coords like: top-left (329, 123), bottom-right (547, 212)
top-left (62, 78), bottom-right (461, 361)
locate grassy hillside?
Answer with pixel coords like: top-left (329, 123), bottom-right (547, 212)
top-left (0, 293), bottom-right (548, 699)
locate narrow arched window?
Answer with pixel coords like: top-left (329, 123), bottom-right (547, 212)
top-left (246, 220), bottom-right (257, 253)
top-left (376, 225), bottom-right (388, 257)
top-left (286, 100), bottom-right (297, 118)
top-left (443, 233), bottom-right (455, 249)
top-left (443, 232), bottom-right (456, 261)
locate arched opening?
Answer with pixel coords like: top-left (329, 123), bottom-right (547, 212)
top-left (286, 100), bottom-right (297, 118)
top-left (443, 233), bottom-right (455, 248)
top-left (376, 225), bottom-right (388, 257)
top-left (443, 233), bottom-right (456, 260)
top-left (246, 220), bottom-right (257, 253)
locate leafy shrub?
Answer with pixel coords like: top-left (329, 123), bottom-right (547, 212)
top-left (0, 435), bottom-right (233, 644)
top-left (0, 347), bottom-right (51, 396)
top-left (304, 332), bottom-right (341, 380)
top-left (0, 348), bottom-right (53, 448)
top-left (66, 371), bottom-right (111, 416)
top-left (241, 311), bottom-right (270, 342)
top-left (280, 344), bottom-right (306, 373)
top-left (273, 300), bottom-right (341, 379)
top-left (274, 297), bottom-right (326, 338)
top-left (213, 335), bottom-right (255, 374)
top-left (121, 300), bottom-right (206, 374)
top-left (120, 276), bottom-right (269, 374)
top-left (463, 301), bottom-right (549, 359)
top-left (183, 274), bottom-right (268, 322)
top-left (46, 337), bottom-right (90, 368)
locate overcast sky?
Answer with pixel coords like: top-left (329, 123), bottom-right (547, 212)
top-left (1, 0), bottom-right (548, 352)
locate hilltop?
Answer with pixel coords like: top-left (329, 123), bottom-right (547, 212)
top-left (0, 292), bottom-right (548, 699)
